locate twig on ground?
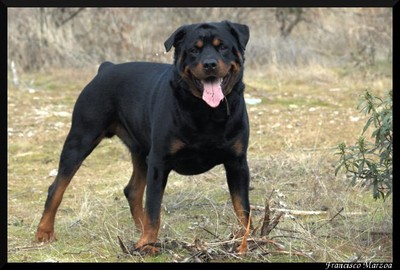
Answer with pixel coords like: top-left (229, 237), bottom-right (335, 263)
top-left (260, 200), bottom-right (271, 237)
top-left (314, 207), bottom-right (344, 231)
top-left (329, 207), bottom-right (345, 222)
top-left (63, 249), bottom-right (92, 255)
top-left (201, 226), bottom-right (219, 239)
top-left (117, 235), bottom-right (129, 254)
top-left (267, 211), bottom-right (284, 235)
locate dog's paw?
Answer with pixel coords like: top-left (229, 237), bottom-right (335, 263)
top-left (134, 243), bottom-right (160, 256)
top-left (35, 228), bottom-right (57, 242)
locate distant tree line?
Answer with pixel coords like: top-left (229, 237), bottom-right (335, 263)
top-left (7, 8), bottom-right (392, 72)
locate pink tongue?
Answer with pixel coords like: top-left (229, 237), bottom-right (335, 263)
top-left (202, 80), bottom-right (224, 108)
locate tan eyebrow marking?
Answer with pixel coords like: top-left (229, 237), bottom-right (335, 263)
top-left (196, 40), bottom-right (204, 48)
top-left (213, 38), bottom-right (221, 47)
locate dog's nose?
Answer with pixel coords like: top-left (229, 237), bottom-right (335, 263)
top-left (203, 59), bottom-right (218, 71)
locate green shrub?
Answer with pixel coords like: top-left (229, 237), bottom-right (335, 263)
top-left (335, 89), bottom-right (392, 200)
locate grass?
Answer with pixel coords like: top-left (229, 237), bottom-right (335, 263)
top-left (7, 63), bottom-right (392, 262)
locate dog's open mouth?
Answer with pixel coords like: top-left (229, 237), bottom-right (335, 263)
top-left (192, 72), bottom-right (231, 108)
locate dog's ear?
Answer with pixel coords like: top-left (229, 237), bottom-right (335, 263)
top-left (224, 21), bottom-right (250, 51)
top-left (164, 25), bottom-right (189, 52)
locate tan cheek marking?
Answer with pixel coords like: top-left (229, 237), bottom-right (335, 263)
top-left (182, 66), bottom-right (191, 78)
top-left (182, 65), bottom-right (203, 100)
top-left (231, 61), bottom-right (240, 73)
top-left (192, 62), bottom-right (204, 77)
top-left (217, 59), bottom-right (231, 76)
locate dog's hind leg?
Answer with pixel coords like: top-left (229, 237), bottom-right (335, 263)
top-left (36, 120), bottom-right (108, 242)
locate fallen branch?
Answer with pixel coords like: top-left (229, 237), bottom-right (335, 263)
top-left (9, 244), bottom-right (47, 252)
top-left (268, 250), bottom-right (314, 260)
top-left (251, 205), bottom-right (364, 217)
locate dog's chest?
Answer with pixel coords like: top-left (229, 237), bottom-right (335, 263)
top-left (170, 143), bottom-right (230, 175)
top-left (163, 109), bottom-right (243, 175)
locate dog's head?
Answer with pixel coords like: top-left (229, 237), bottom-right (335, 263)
top-left (165, 21), bottom-right (250, 108)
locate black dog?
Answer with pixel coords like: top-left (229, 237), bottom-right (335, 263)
top-left (36, 21), bottom-right (251, 255)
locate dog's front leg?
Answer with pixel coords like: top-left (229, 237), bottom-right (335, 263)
top-left (224, 157), bottom-right (252, 233)
top-left (134, 156), bottom-right (170, 255)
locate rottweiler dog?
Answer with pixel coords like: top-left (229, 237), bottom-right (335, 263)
top-left (36, 21), bottom-right (251, 255)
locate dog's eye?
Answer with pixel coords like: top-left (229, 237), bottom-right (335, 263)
top-left (219, 45), bottom-right (229, 52)
top-left (189, 47), bottom-right (200, 55)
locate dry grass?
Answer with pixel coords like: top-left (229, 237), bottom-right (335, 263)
top-left (7, 64), bottom-right (392, 262)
